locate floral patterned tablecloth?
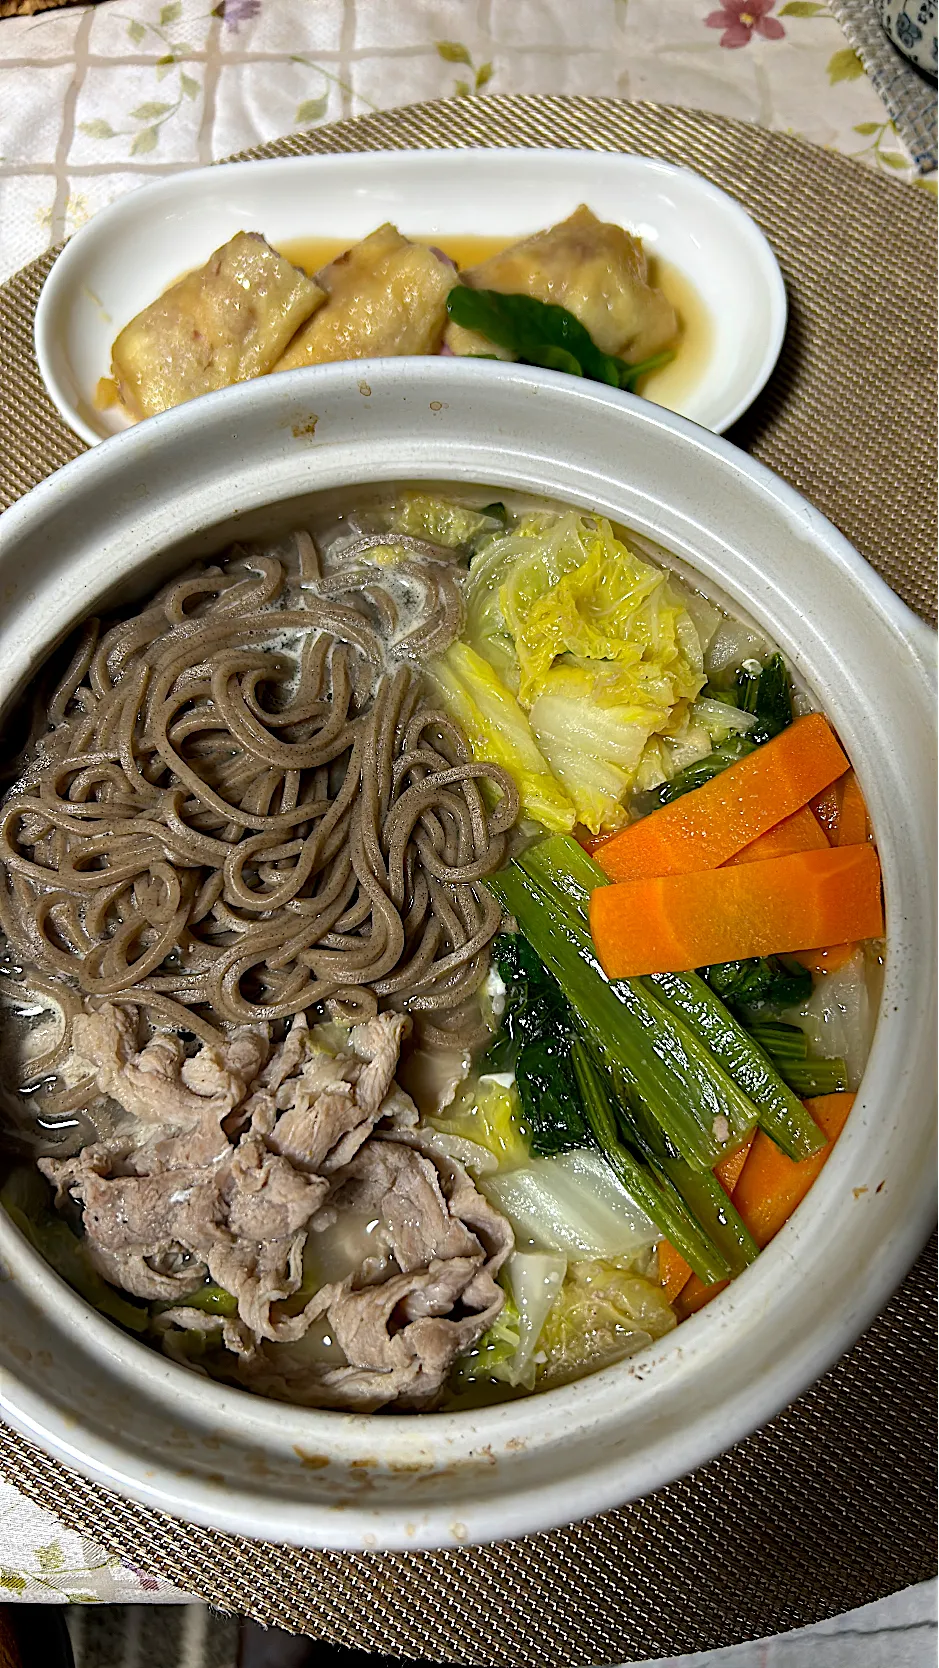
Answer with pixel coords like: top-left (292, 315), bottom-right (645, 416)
top-left (0, 0), bottom-right (930, 1610)
top-left (0, 0), bottom-right (931, 283)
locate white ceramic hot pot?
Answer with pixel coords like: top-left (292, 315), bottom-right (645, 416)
top-left (0, 361), bottom-right (933, 1551)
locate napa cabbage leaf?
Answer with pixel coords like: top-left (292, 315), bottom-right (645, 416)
top-left (383, 492), bottom-right (504, 550)
top-left (536, 1256), bottom-right (676, 1387)
top-left (430, 1074), bottom-right (531, 1170)
top-left (528, 664), bottom-right (671, 834)
top-left (500, 520), bottom-right (706, 709)
top-left (452, 1251), bottom-right (567, 1391)
top-left (464, 510), bottom-right (597, 687)
top-left (427, 640), bottom-right (575, 831)
top-left (451, 1296), bottom-right (523, 1388)
top-left (482, 1149), bottom-right (659, 1261)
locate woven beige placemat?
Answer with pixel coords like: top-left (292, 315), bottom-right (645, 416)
top-left (0, 98), bottom-right (935, 1662)
top-left (2, 96), bottom-right (936, 623)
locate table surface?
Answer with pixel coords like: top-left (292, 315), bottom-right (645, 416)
top-left (0, 0), bottom-right (934, 1644)
top-left (62, 1581), bottom-right (939, 1666)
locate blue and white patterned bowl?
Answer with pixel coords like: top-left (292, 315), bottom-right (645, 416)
top-left (878, 0), bottom-right (938, 78)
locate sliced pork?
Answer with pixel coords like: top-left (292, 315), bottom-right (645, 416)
top-left (229, 1130), bottom-right (513, 1409)
top-left (38, 1002), bottom-right (512, 1407)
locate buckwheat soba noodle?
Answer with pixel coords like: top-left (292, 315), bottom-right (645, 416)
top-left (0, 532), bottom-right (514, 1063)
top-left (0, 494), bottom-right (880, 1410)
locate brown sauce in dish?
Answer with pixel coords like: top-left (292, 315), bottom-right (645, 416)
top-left (641, 257), bottom-right (712, 412)
top-left (98, 233), bottom-right (712, 421)
top-left (277, 233), bottom-right (509, 276)
top-left (277, 236), bottom-right (712, 412)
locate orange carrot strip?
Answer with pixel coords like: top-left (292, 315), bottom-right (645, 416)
top-left (811, 780), bottom-right (841, 841)
top-left (657, 1240), bottom-right (693, 1304)
top-left (595, 715), bottom-right (849, 882)
top-left (674, 1274), bottom-right (728, 1320)
top-left (714, 1131), bottom-right (756, 1195)
top-left (811, 770), bottom-right (871, 848)
top-left (589, 845), bottom-right (884, 978)
top-left (726, 804), bottom-right (829, 866)
top-left (731, 1093), bottom-right (855, 1248)
top-left (792, 943), bottom-right (857, 975)
top-left (836, 772), bottom-right (870, 846)
top-left (674, 1094), bottom-right (855, 1319)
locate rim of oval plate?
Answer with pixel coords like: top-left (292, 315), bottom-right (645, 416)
top-left (34, 147), bottom-right (788, 448)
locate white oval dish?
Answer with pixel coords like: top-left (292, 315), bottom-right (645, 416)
top-left (34, 147), bottom-right (787, 446)
top-left (0, 360), bottom-right (932, 1552)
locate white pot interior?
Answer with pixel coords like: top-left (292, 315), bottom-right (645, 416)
top-left (0, 362), bottom-right (932, 1549)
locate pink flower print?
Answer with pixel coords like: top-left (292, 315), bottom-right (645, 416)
top-left (214, 0), bottom-right (262, 31)
top-left (704, 0), bottom-right (785, 48)
top-left (120, 1558), bottom-right (161, 1591)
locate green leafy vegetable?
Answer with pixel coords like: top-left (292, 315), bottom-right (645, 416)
top-left (515, 1037), bottom-right (588, 1157)
top-left (520, 834), bottom-right (827, 1162)
top-left (485, 919), bottom-right (736, 1278)
top-left (571, 1041), bottom-right (731, 1283)
top-left (483, 931), bottom-right (568, 1070)
top-left (701, 955), bottom-right (813, 1013)
top-left (514, 842), bottom-right (765, 1158)
top-left (610, 1086), bottom-right (758, 1276)
top-left (656, 1156), bottom-right (757, 1275)
top-left (482, 933), bottom-right (588, 1156)
top-left (632, 697), bottom-right (747, 799)
top-left (787, 950), bottom-right (870, 1093)
top-left (700, 956), bottom-right (846, 1104)
top-left (734, 653), bottom-right (794, 743)
top-left (640, 969), bottom-right (825, 1162)
top-left (636, 734), bottom-right (758, 810)
top-left (491, 858), bottom-right (759, 1171)
top-left (747, 1021), bottom-right (849, 1097)
top-left (634, 654), bottom-right (795, 808)
top-left (446, 286), bottom-right (673, 390)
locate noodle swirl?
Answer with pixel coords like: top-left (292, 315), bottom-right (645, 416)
top-left (0, 544), bottom-right (517, 1063)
